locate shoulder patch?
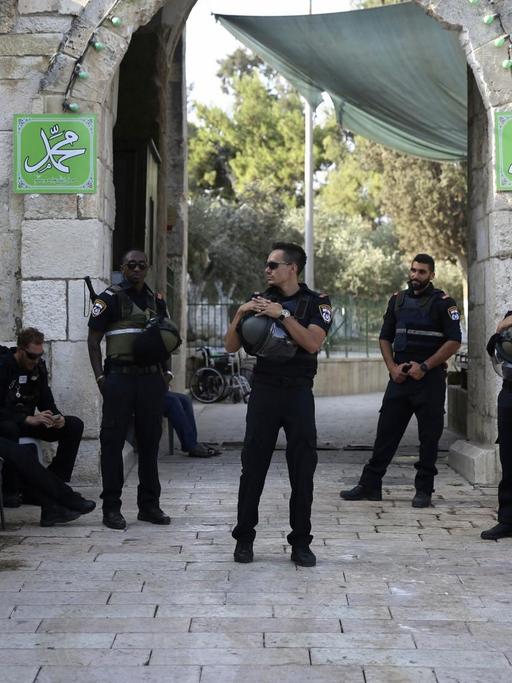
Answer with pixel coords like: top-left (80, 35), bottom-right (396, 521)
top-left (447, 305), bottom-right (460, 321)
top-left (319, 303), bottom-right (332, 324)
top-left (91, 299), bottom-right (107, 317)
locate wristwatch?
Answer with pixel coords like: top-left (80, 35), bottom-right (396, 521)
top-left (420, 362), bottom-right (429, 373)
top-left (278, 308), bottom-right (291, 321)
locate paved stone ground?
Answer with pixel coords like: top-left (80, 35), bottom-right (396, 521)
top-left (0, 394), bottom-right (510, 682)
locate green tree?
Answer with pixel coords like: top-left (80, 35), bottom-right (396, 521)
top-left (188, 49), bottom-right (336, 207)
top-left (285, 207), bottom-right (405, 298)
top-left (188, 192), bottom-right (301, 303)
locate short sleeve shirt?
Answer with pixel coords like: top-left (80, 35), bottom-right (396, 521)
top-left (250, 283), bottom-right (332, 378)
top-left (379, 283), bottom-right (461, 362)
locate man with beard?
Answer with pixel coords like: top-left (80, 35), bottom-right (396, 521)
top-left (340, 254), bottom-right (461, 508)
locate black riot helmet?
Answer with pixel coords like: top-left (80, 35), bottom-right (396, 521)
top-left (133, 316), bottom-right (182, 366)
top-left (239, 314), bottom-right (297, 360)
top-left (491, 328), bottom-right (512, 380)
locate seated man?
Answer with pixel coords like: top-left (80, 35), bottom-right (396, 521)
top-left (0, 328), bottom-right (84, 490)
top-left (163, 390), bottom-right (221, 457)
top-left (0, 437), bottom-right (95, 527)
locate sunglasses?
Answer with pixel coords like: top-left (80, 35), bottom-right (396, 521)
top-left (23, 350), bottom-right (44, 360)
top-left (265, 261), bottom-right (291, 270)
top-left (124, 260), bottom-right (148, 271)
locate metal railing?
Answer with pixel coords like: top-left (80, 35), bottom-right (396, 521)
top-left (187, 296), bottom-right (388, 358)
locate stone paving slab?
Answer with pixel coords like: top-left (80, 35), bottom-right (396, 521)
top-left (0, 394), bottom-right (511, 681)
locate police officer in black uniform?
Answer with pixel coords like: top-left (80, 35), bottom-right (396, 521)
top-left (0, 327), bottom-right (84, 495)
top-left (481, 311), bottom-right (512, 540)
top-left (0, 437), bottom-right (95, 526)
top-left (87, 249), bottom-right (173, 530)
top-left (341, 254), bottom-right (461, 507)
top-left (225, 242), bottom-right (332, 567)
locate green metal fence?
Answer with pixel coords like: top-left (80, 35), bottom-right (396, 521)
top-left (187, 296), bottom-right (388, 358)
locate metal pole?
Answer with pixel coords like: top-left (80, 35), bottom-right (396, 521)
top-left (304, 99), bottom-right (314, 289)
top-left (304, 0), bottom-right (314, 288)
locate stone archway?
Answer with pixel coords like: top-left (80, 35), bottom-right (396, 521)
top-left (1, 0), bottom-right (509, 482)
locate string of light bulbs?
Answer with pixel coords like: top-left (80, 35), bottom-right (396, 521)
top-left (468, 0), bottom-right (512, 70)
top-left (62, 1), bottom-right (123, 112)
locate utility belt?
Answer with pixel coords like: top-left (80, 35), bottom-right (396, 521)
top-left (253, 374), bottom-right (313, 389)
top-left (105, 358), bottom-right (161, 375)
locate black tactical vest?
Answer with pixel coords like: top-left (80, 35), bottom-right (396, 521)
top-left (393, 288), bottom-right (446, 356)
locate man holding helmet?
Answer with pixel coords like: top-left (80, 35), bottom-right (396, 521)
top-left (481, 312), bottom-right (512, 540)
top-left (225, 242), bottom-right (332, 567)
top-left (87, 249), bottom-right (180, 530)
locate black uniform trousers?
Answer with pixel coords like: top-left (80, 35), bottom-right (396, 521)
top-left (100, 370), bottom-right (166, 513)
top-left (0, 416), bottom-right (83, 486)
top-left (232, 374), bottom-right (318, 547)
top-left (359, 368), bottom-right (447, 494)
top-left (496, 387), bottom-right (512, 524)
top-left (0, 437), bottom-right (83, 511)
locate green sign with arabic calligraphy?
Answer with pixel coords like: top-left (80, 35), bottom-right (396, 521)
top-left (496, 112), bottom-right (512, 191)
top-left (13, 114), bottom-right (96, 193)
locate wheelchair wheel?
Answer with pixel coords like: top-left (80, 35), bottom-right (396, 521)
top-left (190, 367), bottom-right (226, 403)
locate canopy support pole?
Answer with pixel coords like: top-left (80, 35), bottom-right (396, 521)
top-left (304, 98), bottom-right (314, 289)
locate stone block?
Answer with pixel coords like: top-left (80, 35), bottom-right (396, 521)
top-left (0, 0), bottom-right (16, 33)
top-left (14, 16), bottom-right (72, 34)
top-left (0, 34), bottom-right (61, 57)
top-left (21, 219), bottom-right (106, 279)
top-left (0, 56), bottom-right (47, 80)
top-left (18, 0), bottom-right (87, 14)
top-left (39, 52), bottom-right (76, 94)
top-left (0, 132), bottom-right (12, 194)
top-left (50, 340), bottom-right (101, 439)
top-left (0, 231), bottom-right (21, 340)
top-left (475, 212), bottom-right (489, 261)
top-left (489, 211), bottom-right (512, 258)
top-left (0, 81), bottom-right (37, 130)
top-left (68, 277), bottom-right (108, 341)
top-left (70, 438), bottom-right (100, 485)
top-left (59, 15), bottom-right (97, 60)
top-left (21, 279), bottom-right (67, 340)
top-left (448, 439), bottom-right (499, 485)
top-left (24, 194), bottom-right (78, 220)
top-left (467, 261), bottom-right (485, 307)
top-left (474, 42), bottom-right (512, 108)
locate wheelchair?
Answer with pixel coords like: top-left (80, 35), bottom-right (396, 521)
top-left (189, 346), bottom-right (251, 404)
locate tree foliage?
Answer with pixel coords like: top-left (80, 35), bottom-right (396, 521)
top-left (188, 192), bottom-right (300, 302)
top-left (188, 48), bottom-right (336, 208)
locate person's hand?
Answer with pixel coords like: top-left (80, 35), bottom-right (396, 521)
top-left (390, 363), bottom-right (409, 384)
top-left (252, 296), bottom-right (283, 319)
top-left (25, 411), bottom-right (55, 428)
top-left (96, 376), bottom-right (106, 395)
top-left (237, 300), bottom-right (260, 316)
top-left (497, 315), bottom-right (512, 334)
top-left (52, 414), bottom-right (65, 429)
top-left (407, 361), bottom-right (426, 381)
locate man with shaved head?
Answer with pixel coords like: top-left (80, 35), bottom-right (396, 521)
top-left (88, 249), bottom-right (172, 530)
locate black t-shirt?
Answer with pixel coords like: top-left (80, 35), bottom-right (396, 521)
top-left (88, 280), bottom-right (167, 333)
top-left (247, 283), bottom-right (332, 378)
top-left (379, 283), bottom-right (461, 363)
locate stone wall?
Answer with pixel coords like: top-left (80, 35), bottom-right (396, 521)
top-left (0, 0), bottom-right (194, 480)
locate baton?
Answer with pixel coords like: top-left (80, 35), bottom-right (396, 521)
top-left (84, 276), bottom-right (97, 302)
